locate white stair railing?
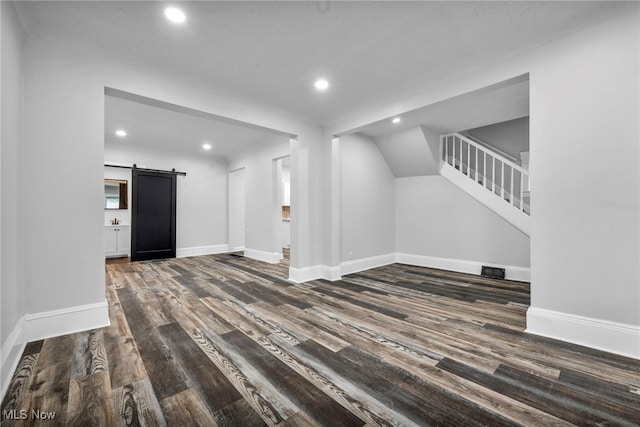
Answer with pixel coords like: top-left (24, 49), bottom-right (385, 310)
top-left (441, 133), bottom-right (530, 215)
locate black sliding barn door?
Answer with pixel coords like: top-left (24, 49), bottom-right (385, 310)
top-left (131, 167), bottom-right (177, 261)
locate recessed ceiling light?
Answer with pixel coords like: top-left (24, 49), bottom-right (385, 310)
top-left (164, 7), bottom-right (186, 23)
top-left (202, 143), bottom-right (212, 150)
top-left (392, 117), bottom-right (401, 124)
top-left (115, 129), bottom-right (127, 137)
top-left (314, 79), bottom-right (329, 91)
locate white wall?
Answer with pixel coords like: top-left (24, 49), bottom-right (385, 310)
top-left (228, 167), bottom-right (246, 251)
top-left (340, 133), bottom-right (395, 263)
top-left (396, 175), bottom-right (530, 269)
top-left (465, 117), bottom-right (529, 161)
top-left (528, 13), bottom-right (639, 330)
top-left (1, 0), bottom-right (26, 385)
top-left (13, 31), bottom-right (323, 348)
top-left (374, 126), bottom-right (440, 177)
top-left (228, 142), bottom-right (290, 262)
top-left (327, 9), bottom-right (640, 357)
top-left (104, 146), bottom-right (229, 254)
top-left (22, 40), bottom-right (106, 318)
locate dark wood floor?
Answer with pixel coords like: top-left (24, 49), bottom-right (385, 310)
top-left (2, 252), bottom-right (640, 426)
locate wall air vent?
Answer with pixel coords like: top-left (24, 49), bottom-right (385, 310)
top-left (481, 266), bottom-right (505, 280)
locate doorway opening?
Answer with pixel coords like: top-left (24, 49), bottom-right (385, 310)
top-left (275, 156), bottom-right (291, 263)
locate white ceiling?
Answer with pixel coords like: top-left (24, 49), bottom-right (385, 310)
top-left (104, 92), bottom-right (288, 161)
top-left (14, 1), bottom-right (633, 159)
top-left (16, 1), bottom-right (632, 124)
top-left (358, 75), bottom-right (530, 138)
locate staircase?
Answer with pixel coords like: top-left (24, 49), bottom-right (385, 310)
top-left (440, 132), bottom-right (530, 236)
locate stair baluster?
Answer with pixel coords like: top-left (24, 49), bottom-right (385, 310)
top-left (439, 132), bottom-right (530, 235)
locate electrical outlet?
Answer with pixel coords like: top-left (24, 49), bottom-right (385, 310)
top-left (348, 251), bottom-right (353, 260)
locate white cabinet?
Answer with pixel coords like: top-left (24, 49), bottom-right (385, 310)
top-left (105, 225), bottom-right (130, 258)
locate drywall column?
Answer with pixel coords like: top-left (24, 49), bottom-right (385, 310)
top-left (329, 137), bottom-right (341, 277)
top-left (288, 131), bottom-right (327, 282)
top-left (1, 0), bottom-right (26, 395)
top-left (527, 11), bottom-right (640, 358)
top-left (22, 38), bottom-right (109, 339)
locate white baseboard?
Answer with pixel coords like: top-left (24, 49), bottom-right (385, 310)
top-left (288, 265), bottom-right (342, 283)
top-left (177, 244), bottom-right (230, 258)
top-left (395, 253), bottom-right (530, 282)
top-left (289, 265), bottom-right (324, 283)
top-left (340, 253), bottom-right (396, 276)
top-left (322, 265), bottom-right (342, 281)
top-left (1, 300), bottom-right (111, 401)
top-left (24, 300), bottom-right (110, 342)
top-left (526, 307), bottom-right (640, 360)
top-left (288, 252), bottom-right (529, 284)
top-left (1, 317), bottom-right (26, 401)
top-left (244, 248), bottom-right (282, 264)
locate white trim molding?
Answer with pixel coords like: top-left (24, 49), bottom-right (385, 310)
top-left (289, 265), bottom-right (324, 283)
top-left (340, 253), bottom-right (396, 276)
top-left (24, 301), bottom-right (110, 342)
top-left (244, 248), bottom-right (282, 264)
top-left (177, 244), bottom-right (230, 258)
top-left (1, 300), bottom-right (111, 401)
top-left (288, 265), bottom-right (342, 283)
top-left (395, 253), bottom-right (530, 282)
top-left (526, 307), bottom-right (640, 360)
top-left (322, 265), bottom-right (342, 281)
top-left (1, 317), bottom-right (26, 401)
top-left (288, 252), bottom-right (530, 284)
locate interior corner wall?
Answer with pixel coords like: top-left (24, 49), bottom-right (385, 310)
top-left (1, 0), bottom-right (26, 360)
top-left (228, 142), bottom-right (291, 260)
top-left (395, 175), bottom-right (530, 269)
top-left (529, 10), bottom-right (640, 329)
top-left (340, 133), bottom-right (395, 263)
top-left (104, 146), bottom-right (229, 253)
